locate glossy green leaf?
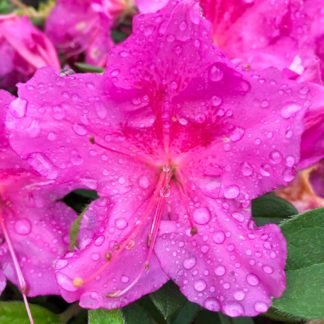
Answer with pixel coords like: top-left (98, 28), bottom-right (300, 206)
top-left (74, 63), bottom-right (104, 73)
top-left (150, 282), bottom-right (187, 321)
top-left (0, 302), bottom-right (59, 324)
top-left (123, 303), bottom-right (153, 324)
top-left (252, 193), bottom-right (297, 226)
top-left (271, 208), bottom-right (324, 319)
top-left (88, 309), bottom-right (124, 324)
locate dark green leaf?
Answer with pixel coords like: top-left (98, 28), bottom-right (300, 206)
top-left (69, 207), bottom-right (87, 249)
top-left (0, 302), bottom-right (60, 324)
top-left (252, 193), bottom-right (297, 226)
top-left (271, 208), bottom-right (324, 319)
top-left (150, 282), bottom-right (187, 321)
top-left (89, 309), bottom-right (124, 324)
top-left (172, 302), bottom-right (200, 324)
top-left (123, 303), bottom-right (154, 324)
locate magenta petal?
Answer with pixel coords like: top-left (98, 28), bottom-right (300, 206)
top-left (56, 199), bottom-right (169, 308)
top-left (155, 209), bottom-right (286, 316)
top-left (0, 271), bottom-right (6, 295)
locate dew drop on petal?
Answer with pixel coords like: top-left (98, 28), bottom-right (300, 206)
top-left (94, 235), bottom-right (105, 246)
top-left (224, 185), bottom-right (240, 199)
top-left (230, 127), bottom-right (245, 142)
top-left (72, 123), bottom-right (87, 136)
top-left (55, 259), bottom-right (68, 270)
top-left (213, 231), bottom-right (225, 244)
top-left (262, 265), bottom-right (273, 274)
top-left (246, 274), bottom-right (259, 286)
top-left (281, 103), bottom-right (302, 118)
top-left (115, 218), bottom-right (128, 230)
top-left (241, 162), bottom-right (253, 176)
top-left (215, 265), bottom-right (226, 276)
top-left (80, 292), bottom-right (101, 308)
top-left (234, 291), bottom-right (246, 301)
top-left (193, 207), bottom-right (211, 225)
top-left (194, 279), bottom-right (207, 292)
top-left (211, 96), bottom-right (222, 107)
top-left (209, 64), bottom-right (224, 82)
top-left (138, 175), bottom-right (150, 189)
top-left (232, 212), bottom-right (245, 222)
top-left (223, 302), bottom-right (244, 317)
top-left (204, 298), bottom-right (220, 311)
top-left (95, 102), bottom-right (107, 119)
top-left (270, 150), bottom-right (282, 164)
top-left (10, 98), bottom-right (27, 118)
top-left (14, 219), bottom-right (32, 235)
top-left (183, 257), bottom-right (196, 270)
top-left (56, 273), bottom-right (77, 292)
top-left (254, 302), bottom-right (268, 313)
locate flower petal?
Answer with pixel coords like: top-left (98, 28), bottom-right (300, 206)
top-left (56, 199), bottom-right (169, 308)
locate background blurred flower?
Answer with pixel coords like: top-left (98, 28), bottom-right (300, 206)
top-left (0, 13), bottom-right (60, 89)
top-left (0, 90), bottom-right (76, 322)
top-left (45, 0), bottom-right (129, 67)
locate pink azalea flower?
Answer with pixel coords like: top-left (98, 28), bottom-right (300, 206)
top-left (0, 14), bottom-right (60, 89)
top-left (0, 90), bottom-right (76, 319)
top-left (45, 0), bottom-right (127, 67)
top-left (6, 0), bottom-right (324, 316)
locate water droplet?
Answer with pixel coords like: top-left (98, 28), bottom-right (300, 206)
top-left (194, 279), bottom-right (207, 292)
top-left (234, 291), bottom-right (246, 301)
top-left (94, 235), bottom-right (105, 246)
top-left (121, 275), bottom-right (129, 283)
top-left (95, 102), bottom-right (107, 119)
top-left (285, 156), bottom-right (295, 167)
top-left (254, 302), bottom-right (268, 313)
top-left (211, 96), bottom-right (222, 107)
top-left (262, 265), bottom-right (273, 274)
top-left (260, 100), bottom-right (269, 108)
top-left (204, 298), bottom-right (220, 311)
top-left (80, 292), bottom-right (101, 308)
top-left (281, 103), bottom-right (302, 118)
top-left (10, 98), bottom-right (27, 118)
top-left (270, 150), bottom-right (282, 164)
top-left (183, 257), bottom-right (196, 269)
top-left (241, 162), bottom-right (253, 176)
top-left (179, 21), bottom-right (187, 31)
top-left (246, 273), bottom-right (259, 286)
top-left (73, 123), bottom-right (87, 136)
top-left (26, 119), bottom-right (40, 138)
top-left (14, 219), bottom-right (31, 235)
top-left (209, 64), bottom-right (224, 82)
top-left (56, 273), bottom-right (77, 292)
top-left (283, 167), bottom-right (296, 182)
top-left (189, 3), bottom-right (201, 24)
top-left (138, 175), bottom-right (150, 189)
top-left (71, 150), bottom-right (83, 165)
top-left (260, 164), bottom-right (271, 177)
top-left (232, 212), bottom-right (245, 222)
top-left (224, 185), bottom-right (240, 199)
top-left (223, 302), bottom-right (244, 317)
top-left (213, 231), bottom-right (225, 244)
top-left (193, 207), bottom-right (211, 225)
top-left (115, 218), bottom-right (128, 230)
top-left (27, 153), bottom-right (58, 179)
top-left (53, 105), bottom-right (65, 120)
top-left (230, 127), bottom-right (245, 142)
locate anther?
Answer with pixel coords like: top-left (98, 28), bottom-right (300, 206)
top-left (190, 227), bottom-right (198, 236)
top-left (126, 239), bottom-right (135, 250)
top-left (144, 261), bottom-right (150, 270)
top-left (113, 243), bottom-right (120, 250)
top-left (105, 252), bottom-right (112, 261)
top-left (89, 136), bottom-right (95, 144)
top-left (73, 277), bottom-right (84, 288)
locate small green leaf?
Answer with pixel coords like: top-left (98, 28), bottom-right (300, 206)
top-left (271, 208), bottom-right (324, 319)
top-left (0, 302), bottom-right (60, 324)
top-left (252, 193), bottom-right (297, 226)
top-left (88, 309), bottom-right (124, 324)
top-left (74, 63), bottom-right (104, 73)
top-left (69, 207), bottom-right (88, 249)
top-left (172, 302), bottom-right (200, 324)
top-left (150, 282), bottom-right (187, 321)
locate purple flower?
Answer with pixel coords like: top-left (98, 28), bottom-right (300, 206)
top-left (6, 0), bottom-right (324, 316)
top-left (0, 14), bottom-right (60, 89)
top-left (45, 0), bottom-right (125, 67)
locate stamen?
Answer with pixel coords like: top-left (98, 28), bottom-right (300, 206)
top-left (0, 210), bottom-right (34, 324)
top-left (73, 169), bottom-right (169, 287)
top-left (72, 277), bottom-right (84, 288)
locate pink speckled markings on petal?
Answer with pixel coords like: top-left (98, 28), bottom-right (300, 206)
top-left (6, 0), bottom-right (323, 317)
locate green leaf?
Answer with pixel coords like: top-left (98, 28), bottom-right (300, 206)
top-left (172, 302), bottom-right (200, 324)
top-left (69, 207), bottom-right (88, 249)
top-left (74, 63), bottom-right (104, 73)
top-left (150, 282), bottom-right (187, 321)
top-left (252, 193), bottom-right (297, 226)
top-left (271, 208), bottom-right (324, 319)
top-left (88, 309), bottom-right (124, 324)
top-left (123, 303), bottom-right (154, 324)
top-left (0, 302), bottom-right (60, 324)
